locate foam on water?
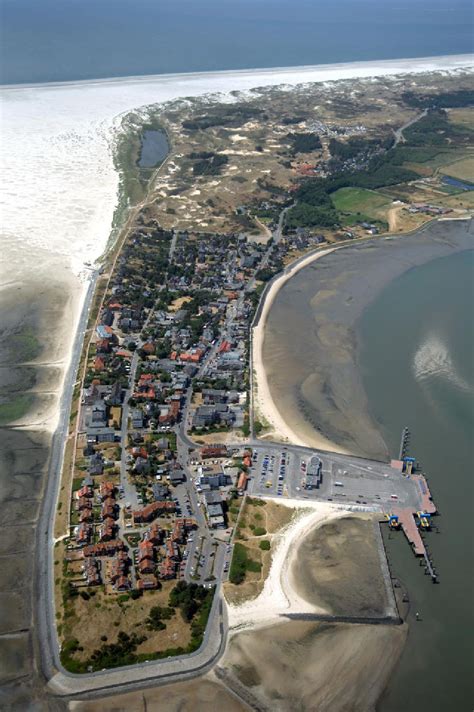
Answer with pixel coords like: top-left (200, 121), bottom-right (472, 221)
top-left (1, 54), bottom-right (473, 282)
top-left (412, 334), bottom-right (472, 393)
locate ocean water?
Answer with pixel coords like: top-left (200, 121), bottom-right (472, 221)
top-left (358, 250), bottom-right (474, 711)
top-left (1, 0), bottom-right (473, 85)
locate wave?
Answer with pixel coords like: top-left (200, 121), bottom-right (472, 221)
top-left (412, 335), bottom-right (473, 393)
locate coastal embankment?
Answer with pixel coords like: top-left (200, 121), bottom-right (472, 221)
top-left (256, 219), bottom-right (472, 461)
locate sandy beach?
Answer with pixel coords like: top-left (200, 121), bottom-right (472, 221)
top-left (252, 246), bottom-right (350, 452)
top-left (222, 507), bottom-right (407, 711)
top-left (227, 500), bottom-right (347, 632)
top-left (258, 220), bottom-right (473, 461)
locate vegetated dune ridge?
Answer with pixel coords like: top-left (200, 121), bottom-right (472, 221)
top-left (258, 219), bottom-right (473, 461)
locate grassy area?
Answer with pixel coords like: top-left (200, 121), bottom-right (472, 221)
top-left (224, 499), bottom-right (296, 604)
top-left (449, 107), bottom-right (474, 129)
top-left (331, 187), bottom-right (391, 214)
top-left (60, 579), bottom-right (214, 673)
top-left (441, 156), bottom-right (474, 183)
top-left (228, 542), bottom-right (262, 585)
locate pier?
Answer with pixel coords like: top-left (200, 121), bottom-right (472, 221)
top-left (398, 426), bottom-right (410, 460)
top-left (391, 507), bottom-right (438, 582)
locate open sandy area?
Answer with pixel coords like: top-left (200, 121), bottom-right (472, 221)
top-left (289, 515), bottom-right (393, 617)
top-left (70, 676), bottom-right (248, 712)
top-left (220, 619), bottom-right (407, 712)
top-left (227, 500), bottom-right (349, 632)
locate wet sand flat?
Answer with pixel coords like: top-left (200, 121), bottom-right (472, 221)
top-left (70, 677), bottom-right (248, 712)
top-left (222, 619), bottom-right (407, 712)
top-left (262, 220), bottom-right (473, 460)
top-left (0, 262), bottom-right (81, 710)
top-left (290, 515), bottom-right (391, 617)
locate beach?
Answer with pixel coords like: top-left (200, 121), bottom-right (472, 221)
top-left (252, 247), bottom-right (355, 452)
top-left (227, 500), bottom-right (345, 632)
top-left (257, 220), bottom-right (473, 461)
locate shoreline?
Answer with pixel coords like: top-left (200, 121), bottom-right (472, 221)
top-left (2, 52), bottom-right (472, 91)
top-left (252, 246), bottom-right (350, 453)
top-left (255, 219), bottom-right (473, 460)
top-left (227, 500), bottom-right (347, 633)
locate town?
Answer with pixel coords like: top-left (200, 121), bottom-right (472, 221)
top-left (53, 82), bottom-right (473, 675)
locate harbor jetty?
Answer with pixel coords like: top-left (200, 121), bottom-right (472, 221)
top-left (386, 430), bottom-right (438, 582)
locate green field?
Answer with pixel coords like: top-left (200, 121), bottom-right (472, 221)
top-left (331, 187), bottom-right (391, 214)
top-left (406, 149), bottom-right (473, 174)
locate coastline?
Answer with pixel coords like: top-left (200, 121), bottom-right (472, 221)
top-left (0, 55), bottom-right (472, 705)
top-left (223, 506), bottom-right (407, 712)
top-left (252, 246), bottom-right (349, 452)
top-left (256, 219), bottom-right (473, 460)
top-left (227, 501), bottom-right (344, 633)
top-left (3, 52), bottom-right (472, 91)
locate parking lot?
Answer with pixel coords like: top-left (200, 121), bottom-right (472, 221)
top-left (250, 447), bottom-right (301, 499)
top-left (248, 444), bottom-right (422, 513)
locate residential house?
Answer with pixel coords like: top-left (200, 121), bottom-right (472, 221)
top-left (76, 523), bottom-right (92, 546)
top-left (83, 540), bottom-right (125, 557)
top-left (132, 501), bottom-right (175, 525)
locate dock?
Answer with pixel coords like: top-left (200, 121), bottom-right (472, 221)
top-left (398, 426), bottom-right (410, 460)
top-left (392, 507), bottom-right (438, 582)
top-left (411, 474), bottom-right (437, 514)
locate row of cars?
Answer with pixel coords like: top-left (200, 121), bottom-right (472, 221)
top-left (257, 450), bottom-right (289, 496)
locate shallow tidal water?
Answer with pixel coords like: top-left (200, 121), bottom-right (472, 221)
top-left (358, 250), bottom-right (474, 711)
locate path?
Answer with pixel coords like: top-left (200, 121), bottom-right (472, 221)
top-left (392, 108), bottom-right (428, 147)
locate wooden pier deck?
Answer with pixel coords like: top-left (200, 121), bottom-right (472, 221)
top-left (392, 507), bottom-right (438, 581)
top-left (412, 474), bottom-right (437, 514)
top-left (393, 508), bottom-right (425, 555)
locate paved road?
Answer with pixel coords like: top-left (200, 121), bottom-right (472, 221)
top-left (393, 108), bottom-right (428, 147)
top-left (120, 351), bottom-right (139, 508)
top-left (34, 273), bottom-right (99, 690)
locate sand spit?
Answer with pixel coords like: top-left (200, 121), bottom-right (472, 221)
top-left (223, 510), bottom-right (406, 711)
top-left (227, 500), bottom-right (348, 632)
